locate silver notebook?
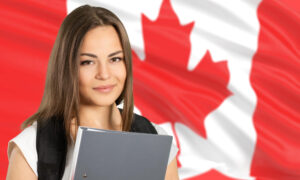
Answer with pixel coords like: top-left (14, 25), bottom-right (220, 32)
top-left (69, 126), bottom-right (173, 180)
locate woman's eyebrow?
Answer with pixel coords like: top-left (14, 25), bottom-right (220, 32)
top-left (80, 50), bottom-right (123, 58)
top-left (108, 50), bottom-right (123, 57)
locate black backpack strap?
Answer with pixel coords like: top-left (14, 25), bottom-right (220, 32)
top-left (118, 108), bottom-right (158, 134)
top-left (130, 113), bottom-right (158, 134)
top-left (36, 115), bottom-right (67, 180)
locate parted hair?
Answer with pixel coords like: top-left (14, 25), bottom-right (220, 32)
top-left (21, 4), bottom-right (134, 145)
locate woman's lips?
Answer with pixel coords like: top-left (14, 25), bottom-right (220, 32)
top-left (93, 85), bottom-right (115, 93)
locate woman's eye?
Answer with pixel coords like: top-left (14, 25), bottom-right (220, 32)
top-left (111, 57), bottom-right (123, 63)
top-left (80, 60), bottom-right (93, 65)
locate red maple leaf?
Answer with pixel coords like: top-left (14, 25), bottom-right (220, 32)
top-left (132, 0), bottom-right (232, 168)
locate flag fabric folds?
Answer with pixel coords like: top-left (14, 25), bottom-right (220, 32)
top-left (1, 0), bottom-right (299, 179)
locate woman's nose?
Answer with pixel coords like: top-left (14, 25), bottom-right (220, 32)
top-left (95, 63), bottom-right (110, 80)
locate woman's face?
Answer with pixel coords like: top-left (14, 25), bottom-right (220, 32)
top-left (78, 25), bottom-right (127, 107)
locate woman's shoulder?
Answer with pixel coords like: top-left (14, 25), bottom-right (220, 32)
top-left (133, 113), bottom-right (171, 135)
top-left (150, 121), bottom-right (170, 135)
top-left (7, 121), bottom-right (38, 176)
top-left (134, 113), bottom-right (170, 135)
top-left (135, 114), bottom-right (179, 165)
top-left (8, 121), bottom-right (38, 156)
top-left (151, 121), bottom-right (179, 165)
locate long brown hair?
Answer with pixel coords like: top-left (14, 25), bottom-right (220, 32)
top-left (21, 4), bottom-right (134, 144)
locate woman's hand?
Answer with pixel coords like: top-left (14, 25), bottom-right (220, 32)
top-left (165, 157), bottom-right (180, 180)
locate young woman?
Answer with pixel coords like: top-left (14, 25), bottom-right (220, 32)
top-left (6, 4), bottom-right (179, 180)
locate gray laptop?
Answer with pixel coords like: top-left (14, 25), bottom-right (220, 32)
top-left (69, 126), bottom-right (173, 180)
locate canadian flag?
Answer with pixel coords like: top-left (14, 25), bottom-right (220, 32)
top-left (1, 0), bottom-right (299, 179)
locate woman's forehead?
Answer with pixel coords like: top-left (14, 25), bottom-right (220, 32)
top-left (79, 25), bottom-right (122, 54)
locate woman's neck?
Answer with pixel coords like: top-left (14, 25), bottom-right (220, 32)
top-left (77, 103), bottom-right (122, 131)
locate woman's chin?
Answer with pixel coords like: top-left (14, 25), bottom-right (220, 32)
top-left (90, 100), bottom-right (117, 107)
